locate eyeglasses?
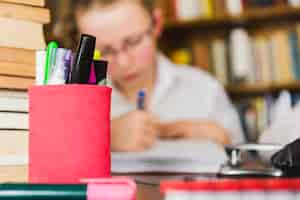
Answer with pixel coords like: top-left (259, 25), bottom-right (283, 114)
top-left (100, 24), bottom-right (153, 60)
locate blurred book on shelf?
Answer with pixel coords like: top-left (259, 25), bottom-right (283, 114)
top-left (168, 24), bottom-right (300, 87)
top-left (163, 0), bottom-right (300, 22)
top-left (235, 95), bottom-right (274, 142)
top-left (235, 92), bottom-right (300, 142)
top-left (168, 0), bottom-right (214, 21)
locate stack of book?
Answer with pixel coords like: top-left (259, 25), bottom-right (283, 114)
top-left (0, 0), bottom-right (49, 182)
top-left (0, 0), bottom-right (49, 89)
top-left (0, 90), bottom-right (29, 182)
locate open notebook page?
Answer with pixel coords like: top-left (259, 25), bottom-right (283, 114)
top-left (112, 139), bottom-right (227, 173)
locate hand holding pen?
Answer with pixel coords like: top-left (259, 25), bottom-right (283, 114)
top-left (111, 90), bottom-right (159, 152)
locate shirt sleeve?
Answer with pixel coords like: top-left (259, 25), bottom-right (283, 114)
top-left (209, 83), bottom-right (245, 145)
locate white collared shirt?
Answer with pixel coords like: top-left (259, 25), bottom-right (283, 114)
top-left (112, 55), bottom-right (244, 144)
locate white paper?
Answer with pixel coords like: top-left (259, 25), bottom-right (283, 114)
top-left (259, 94), bottom-right (300, 160)
top-left (112, 139), bottom-right (227, 173)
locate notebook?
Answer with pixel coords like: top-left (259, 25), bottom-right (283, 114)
top-left (112, 139), bottom-right (227, 173)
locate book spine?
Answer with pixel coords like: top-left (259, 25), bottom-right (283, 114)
top-left (200, 0), bottom-right (214, 18)
top-left (0, 2), bottom-right (50, 24)
top-left (0, 0), bottom-right (45, 7)
top-left (0, 75), bottom-right (33, 90)
top-left (226, 0), bottom-right (243, 15)
top-left (174, 0), bottom-right (202, 20)
top-left (288, 0), bottom-right (300, 7)
top-left (211, 39), bottom-right (228, 84)
top-left (229, 28), bottom-right (253, 83)
top-left (288, 31), bottom-right (300, 80)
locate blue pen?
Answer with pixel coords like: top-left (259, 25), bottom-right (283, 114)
top-left (137, 90), bottom-right (146, 110)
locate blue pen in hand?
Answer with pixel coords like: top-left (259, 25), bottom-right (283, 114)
top-left (137, 90), bottom-right (146, 110)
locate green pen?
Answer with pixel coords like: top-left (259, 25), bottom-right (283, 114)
top-left (44, 41), bottom-right (58, 85)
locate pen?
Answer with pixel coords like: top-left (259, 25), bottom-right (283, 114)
top-left (67, 52), bottom-right (75, 84)
top-left (48, 48), bottom-right (70, 85)
top-left (93, 50), bottom-right (108, 85)
top-left (88, 63), bottom-right (97, 84)
top-left (137, 90), bottom-right (146, 110)
top-left (94, 50), bottom-right (101, 60)
top-left (70, 34), bottom-right (96, 84)
top-left (44, 41), bottom-right (58, 85)
top-left (94, 60), bottom-right (108, 85)
top-left (89, 50), bottom-right (102, 84)
top-left (64, 50), bottom-right (73, 84)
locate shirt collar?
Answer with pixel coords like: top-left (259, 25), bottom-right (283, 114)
top-left (112, 54), bottom-right (179, 108)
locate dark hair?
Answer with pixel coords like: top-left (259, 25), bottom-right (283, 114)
top-left (51, 0), bottom-right (155, 50)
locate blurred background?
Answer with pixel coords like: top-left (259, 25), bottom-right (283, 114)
top-left (44, 0), bottom-right (300, 144)
top-left (2, 0), bottom-right (300, 144)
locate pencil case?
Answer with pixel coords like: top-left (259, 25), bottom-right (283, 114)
top-left (29, 85), bottom-right (112, 183)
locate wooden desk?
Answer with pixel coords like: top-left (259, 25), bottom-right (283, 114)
top-left (117, 174), bottom-right (217, 200)
top-left (119, 160), bottom-right (269, 200)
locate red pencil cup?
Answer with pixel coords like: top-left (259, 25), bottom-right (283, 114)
top-left (29, 85), bottom-right (112, 183)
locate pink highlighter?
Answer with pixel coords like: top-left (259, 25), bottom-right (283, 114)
top-left (82, 178), bottom-right (136, 200)
top-left (0, 178), bottom-right (136, 200)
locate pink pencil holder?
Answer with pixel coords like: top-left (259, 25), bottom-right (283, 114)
top-left (29, 85), bottom-right (112, 183)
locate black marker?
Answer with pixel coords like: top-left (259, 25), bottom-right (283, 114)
top-left (70, 34), bottom-right (96, 84)
top-left (94, 60), bottom-right (108, 85)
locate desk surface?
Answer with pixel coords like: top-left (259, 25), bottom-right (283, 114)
top-left (117, 173), bottom-right (217, 200)
top-left (118, 160), bottom-right (272, 200)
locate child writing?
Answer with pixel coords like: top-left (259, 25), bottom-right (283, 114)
top-left (56, 0), bottom-right (244, 152)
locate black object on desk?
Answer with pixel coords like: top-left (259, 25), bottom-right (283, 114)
top-left (272, 138), bottom-right (300, 177)
top-left (219, 143), bottom-right (284, 177)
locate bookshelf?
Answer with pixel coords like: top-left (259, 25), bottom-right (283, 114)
top-left (46, 0), bottom-right (300, 142)
top-left (164, 6), bottom-right (300, 30)
top-left (158, 0), bottom-right (300, 142)
top-left (227, 82), bottom-right (300, 96)
top-left (159, 3), bottom-right (300, 95)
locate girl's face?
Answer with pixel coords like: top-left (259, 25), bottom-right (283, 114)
top-left (76, 1), bottom-right (159, 89)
